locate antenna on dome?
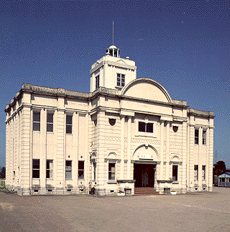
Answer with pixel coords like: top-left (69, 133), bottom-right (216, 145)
top-left (112, 21), bottom-right (114, 45)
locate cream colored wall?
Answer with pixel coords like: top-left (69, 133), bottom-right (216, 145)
top-left (5, 80), bottom-right (214, 195)
top-left (125, 82), bottom-right (168, 102)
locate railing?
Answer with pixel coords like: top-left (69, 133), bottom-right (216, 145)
top-left (218, 181), bottom-right (230, 187)
top-left (0, 179), bottom-right (5, 188)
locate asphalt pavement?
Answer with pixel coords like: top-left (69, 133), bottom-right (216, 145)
top-left (0, 187), bottom-right (229, 232)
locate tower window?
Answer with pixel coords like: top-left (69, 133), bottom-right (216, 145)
top-left (117, 74), bottom-right (125, 87)
top-left (96, 75), bottom-right (100, 89)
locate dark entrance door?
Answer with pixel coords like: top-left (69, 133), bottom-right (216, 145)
top-left (134, 163), bottom-right (155, 187)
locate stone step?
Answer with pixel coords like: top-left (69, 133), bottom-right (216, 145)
top-left (134, 187), bottom-right (159, 195)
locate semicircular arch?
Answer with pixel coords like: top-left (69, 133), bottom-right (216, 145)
top-left (133, 144), bottom-right (159, 162)
top-left (121, 78), bottom-right (172, 103)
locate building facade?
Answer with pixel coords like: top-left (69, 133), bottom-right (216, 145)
top-left (5, 45), bottom-right (214, 195)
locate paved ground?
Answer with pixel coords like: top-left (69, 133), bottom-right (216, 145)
top-left (0, 187), bottom-right (229, 232)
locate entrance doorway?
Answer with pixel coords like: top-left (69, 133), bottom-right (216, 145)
top-left (134, 163), bottom-right (156, 187)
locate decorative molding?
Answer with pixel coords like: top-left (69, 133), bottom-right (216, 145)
top-left (105, 136), bottom-right (121, 141)
top-left (131, 138), bottom-right (160, 145)
top-left (170, 142), bottom-right (182, 146)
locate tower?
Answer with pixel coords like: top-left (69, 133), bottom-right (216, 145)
top-left (90, 45), bottom-right (137, 92)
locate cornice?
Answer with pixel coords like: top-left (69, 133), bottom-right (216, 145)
top-left (5, 84), bottom-right (214, 123)
top-left (188, 108), bottom-right (215, 119)
top-left (90, 60), bottom-right (136, 74)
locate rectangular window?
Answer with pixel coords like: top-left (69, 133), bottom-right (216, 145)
top-left (47, 113), bottom-right (54, 132)
top-left (93, 162), bottom-right (96, 181)
top-left (108, 163), bottom-right (116, 180)
top-left (96, 75), bottom-right (100, 89)
top-left (195, 129), bottom-right (199, 144)
top-left (32, 159), bottom-right (40, 178)
top-left (46, 160), bottom-right (53, 179)
top-left (138, 122), bottom-right (153, 133)
top-left (202, 129), bottom-right (206, 145)
top-left (66, 161), bottom-right (72, 179)
top-left (172, 165), bottom-right (178, 182)
top-left (65, 160), bottom-right (72, 180)
top-left (33, 111), bottom-right (40, 131)
top-left (117, 73), bottom-right (125, 87)
top-left (66, 115), bottom-right (72, 134)
top-left (78, 161), bottom-right (84, 179)
top-left (194, 165), bottom-right (198, 181)
top-left (202, 165), bottom-right (206, 180)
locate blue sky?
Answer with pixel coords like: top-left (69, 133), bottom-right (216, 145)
top-left (0, 0), bottom-right (229, 168)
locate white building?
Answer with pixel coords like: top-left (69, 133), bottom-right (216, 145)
top-left (5, 45), bottom-right (214, 196)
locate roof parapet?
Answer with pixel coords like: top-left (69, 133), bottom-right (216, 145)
top-left (188, 108), bottom-right (215, 118)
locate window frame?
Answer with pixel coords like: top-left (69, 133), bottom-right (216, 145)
top-left (46, 159), bottom-right (53, 179)
top-left (33, 111), bottom-right (40, 132)
top-left (65, 160), bottom-right (72, 180)
top-left (138, 121), bottom-right (154, 133)
top-left (108, 162), bottom-right (116, 181)
top-left (194, 165), bottom-right (198, 181)
top-left (78, 161), bottom-right (84, 179)
top-left (66, 115), bottom-right (73, 134)
top-left (95, 75), bottom-right (100, 89)
top-left (202, 129), bottom-right (207, 145)
top-left (32, 159), bottom-right (40, 179)
top-left (202, 165), bottom-right (206, 181)
top-left (117, 73), bottom-right (125, 87)
top-left (47, 112), bottom-right (54, 133)
top-left (172, 165), bottom-right (178, 182)
top-left (195, 129), bottom-right (199, 144)
top-left (92, 162), bottom-right (96, 181)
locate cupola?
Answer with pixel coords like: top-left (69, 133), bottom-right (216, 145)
top-left (106, 45), bottom-right (120, 57)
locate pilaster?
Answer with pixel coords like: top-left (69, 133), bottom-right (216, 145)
top-left (165, 121), bottom-right (169, 179)
top-left (127, 116), bottom-right (131, 179)
top-left (181, 121), bottom-right (187, 193)
top-left (120, 116), bottom-right (125, 179)
top-left (56, 106), bottom-right (65, 193)
top-left (20, 106), bottom-right (31, 195)
top-left (189, 125), bottom-right (194, 190)
top-left (208, 127), bottom-right (214, 191)
top-left (5, 120), bottom-right (10, 187)
top-left (159, 121), bottom-right (164, 180)
top-left (198, 127), bottom-right (202, 189)
top-left (40, 108), bottom-right (47, 193)
top-left (72, 112), bottom-right (78, 188)
top-left (96, 110), bottom-right (106, 195)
